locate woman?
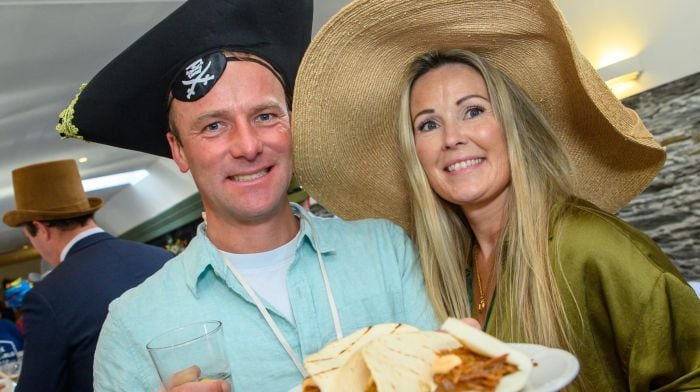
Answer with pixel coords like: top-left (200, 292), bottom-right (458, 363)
top-left (398, 49), bottom-right (700, 389)
top-left (292, 0), bottom-right (700, 389)
top-left (397, 49), bottom-right (575, 336)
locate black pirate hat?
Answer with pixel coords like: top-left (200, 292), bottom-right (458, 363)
top-left (57, 0), bottom-right (313, 158)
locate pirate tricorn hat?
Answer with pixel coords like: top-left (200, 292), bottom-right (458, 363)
top-left (56, 0), bottom-right (313, 158)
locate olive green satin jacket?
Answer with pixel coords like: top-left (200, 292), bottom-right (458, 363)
top-left (483, 199), bottom-right (700, 391)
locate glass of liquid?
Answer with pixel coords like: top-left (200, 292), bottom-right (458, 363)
top-left (147, 321), bottom-right (231, 389)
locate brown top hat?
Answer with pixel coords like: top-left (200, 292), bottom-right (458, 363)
top-left (3, 159), bottom-right (103, 227)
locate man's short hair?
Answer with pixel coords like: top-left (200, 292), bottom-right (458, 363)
top-left (23, 214), bottom-right (94, 237)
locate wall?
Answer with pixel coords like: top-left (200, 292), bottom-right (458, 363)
top-left (618, 72), bottom-right (699, 280)
top-left (0, 259), bottom-right (40, 284)
top-left (97, 159), bottom-right (198, 236)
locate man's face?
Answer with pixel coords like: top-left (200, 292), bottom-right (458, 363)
top-left (167, 60), bottom-right (293, 226)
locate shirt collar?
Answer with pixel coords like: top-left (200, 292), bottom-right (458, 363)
top-left (291, 203), bottom-right (335, 254)
top-left (60, 227), bottom-right (105, 262)
top-left (184, 203), bottom-right (335, 295)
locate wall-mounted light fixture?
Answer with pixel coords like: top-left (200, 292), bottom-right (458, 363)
top-left (596, 55), bottom-right (643, 98)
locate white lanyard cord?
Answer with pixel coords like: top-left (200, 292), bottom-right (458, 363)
top-left (220, 214), bottom-right (342, 378)
top-left (222, 257), bottom-right (309, 377)
top-left (308, 221), bottom-right (344, 340)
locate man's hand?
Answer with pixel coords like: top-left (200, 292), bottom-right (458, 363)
top-left (169, 379), bottom-right (231, 392)
top-left (162, 365), bottom-right (232, 392)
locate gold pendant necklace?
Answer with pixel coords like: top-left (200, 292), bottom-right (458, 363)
top-left (474, 249), bottom-right (486, 312)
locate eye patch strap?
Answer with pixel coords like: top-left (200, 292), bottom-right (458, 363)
top-left (225, 56), bottom-right (287, 94)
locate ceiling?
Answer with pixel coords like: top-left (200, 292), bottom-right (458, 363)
top-left (0, 0), bottom-right (699, 257)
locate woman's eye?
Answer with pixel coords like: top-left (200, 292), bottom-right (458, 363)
top-left (417, 120), bottom-right (438, 132)
top-left (465, 106), bottom-right (484, 119)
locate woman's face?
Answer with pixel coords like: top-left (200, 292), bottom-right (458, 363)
top-left (410, 63), bottom-right (511, 211)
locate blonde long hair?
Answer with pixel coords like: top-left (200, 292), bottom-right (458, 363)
top-left (397, 49), bottom-right (577, 351)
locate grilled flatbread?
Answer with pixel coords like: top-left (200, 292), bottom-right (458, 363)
top-left (303, 319), bottom-right (532, 392)
top-left (434, 318), bottom-right (532, 392)
top-left (362, 331), bottom-right (462, 391)
top-left (303, 323), bottom-right (419, 391)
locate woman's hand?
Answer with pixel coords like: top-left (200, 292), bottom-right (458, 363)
top-left (460, 317), bottom-right (481, 329)
top-left (438, 317), bottom-right (481, 334)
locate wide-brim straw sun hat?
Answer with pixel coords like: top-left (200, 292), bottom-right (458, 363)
top-left (3, 159), bottom-right (102, 227)
top-left (293, 0), bottom-right (665, 232)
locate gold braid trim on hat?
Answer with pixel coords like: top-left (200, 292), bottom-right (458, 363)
top-left (56, 83), bottom-right (87, 140)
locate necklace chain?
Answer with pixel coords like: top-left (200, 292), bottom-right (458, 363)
top-left (474, 248), bottom-right (487, 312)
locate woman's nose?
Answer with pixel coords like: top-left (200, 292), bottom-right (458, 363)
top-left (442, 123), bottom-right (467, 150)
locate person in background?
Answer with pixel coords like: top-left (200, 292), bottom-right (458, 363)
top-left (2, 278), bottom-right (28, 349)
top-left (0, 318), bottom-right (22, 354)
top-left (292, 0), bottom-right (700, 389)
top-left (3, 278), bottom-right (30, 337)
top-left (56, 0), bottom-right (436, 391)
top-left (0, 300), bottom-right (15, 325)
top-left (2, 159), bottom-right (173, 392)
top-left (0, 288), bottom-right (21, 389)
top-left (287, 176), bottom-right (311, 211)
top-left (0, 282), bottom-right (24, 385)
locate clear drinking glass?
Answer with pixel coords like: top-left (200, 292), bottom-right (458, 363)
top-left (147, 321), bottom-right (231, 389)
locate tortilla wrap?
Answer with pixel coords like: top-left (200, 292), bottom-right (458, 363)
top-left (360, 319), bottom-right (531, 392)
top-left (362, 331), bottom-right (463, 391)
top-left (438, 318), bottom-right (533, 392)
top-left (303, 323), bottom-right (419, 391)
top-left (303, 319), bottom-right (532, 391)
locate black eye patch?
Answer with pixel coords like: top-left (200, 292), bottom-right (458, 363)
top-left (171, 51), bottom-right (227, 102)
top-left (170, 51), bottom-right (288, 105)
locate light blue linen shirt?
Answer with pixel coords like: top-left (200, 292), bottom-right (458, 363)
top-left (93, 204), bottom-right (437, 391)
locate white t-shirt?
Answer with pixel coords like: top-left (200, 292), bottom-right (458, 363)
top-left (219, 228), bottom-right (302, 323)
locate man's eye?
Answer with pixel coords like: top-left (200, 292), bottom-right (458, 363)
top-left (204, 122), bottom-right (221, 132)
top-left (258, 113), bottom-right (273, 122)
top-left (417, 120), bottom-right (438, 132)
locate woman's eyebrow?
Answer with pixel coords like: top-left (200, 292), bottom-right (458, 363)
top-left (412, 109), bottom-right (434, 123)
top-left (456, 94), bottom-right (488, 106)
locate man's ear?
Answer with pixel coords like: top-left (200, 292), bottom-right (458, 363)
top-left (167, 132), bottom-right (190, 173)
top-left (33, 221), bottom-right (50, 240)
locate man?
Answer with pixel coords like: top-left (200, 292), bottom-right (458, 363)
top-left (2, 159), bottom-right (172, 392)
top-left (56, 0), bottom-right (437, 391)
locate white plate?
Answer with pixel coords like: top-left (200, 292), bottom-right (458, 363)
top-left (509, 343), bottom-right (580, 392)
top-left (289, 343), bottom-right (580, 392)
